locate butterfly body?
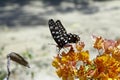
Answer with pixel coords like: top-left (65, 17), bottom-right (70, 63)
top-left (48, 19), bottom-right (80, 49)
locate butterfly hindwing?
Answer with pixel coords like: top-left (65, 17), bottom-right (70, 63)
top-left (67, 33), bottom-right (80, 43)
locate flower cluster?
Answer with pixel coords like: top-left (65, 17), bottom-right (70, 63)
top-left (52, 36), bottom-right (120, 80)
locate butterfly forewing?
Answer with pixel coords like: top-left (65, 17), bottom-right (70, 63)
top-left (56, 20), bottom-right (67, 34)
top-left (48, 19), bottom-right (69, 48)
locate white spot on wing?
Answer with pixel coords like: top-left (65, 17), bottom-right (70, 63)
top-left (58, 39), bottom-right (60, 42)
top-left (50, 26), bottom-right (53, 29)
top-left (60, 37), bottom-right (64, 40)
top-left (56, 36), bottom-right (60, 38)
top-left (56, 31), bottom-right (59, 34)
top-left (52, 31), bottom-right (55, 34)
top-left (65, 40), bottom-right (68, 43)
top-left (55, 27), bottom-right (58, 29)
top-left (69, 38), bottom-right (71, 40)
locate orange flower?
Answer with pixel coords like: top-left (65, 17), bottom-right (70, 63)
top-left (77, 65), bottom-right (86, 80)
top-left (76, 42), bottom-right (85, 51)
top-left (77, 50), bottom-right (89, 62)
top-left (56, 64), bottom-right (75, 80)
top-left (52, 36), bottom-right (120, 80)
top-left (112, 47), bottom-right (120, 62)
top-left (103, 39), bottom-right (116, 53)
top-left (94, 54), bottom-right (120, 79)
top-left (97, 72), bottom-right (109, 80)
top-left (52, 54), bottom-right (61, 68)
top-left (92, 35), bottom-right (104, 50)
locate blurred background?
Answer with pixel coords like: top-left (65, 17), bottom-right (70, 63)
top-left (0, 0), bottom-right (120, 80)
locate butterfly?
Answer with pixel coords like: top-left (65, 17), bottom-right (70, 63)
top-left (48, 19), bottom-right (80, 49)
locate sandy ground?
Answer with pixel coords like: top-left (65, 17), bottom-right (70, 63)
top-left (0, 0), bottom-right (120, 80)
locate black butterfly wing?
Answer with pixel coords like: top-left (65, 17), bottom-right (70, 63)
top-left (55, 20), bottom-right (67, 34)
top-left (55, 20), bottom-right (69, 46)
top-left (55, 20), bottom-right (80, 43)
top-left (48, 19), bottom-right (68, 48)
top-left (67, 33), bottom-right (80, 43)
